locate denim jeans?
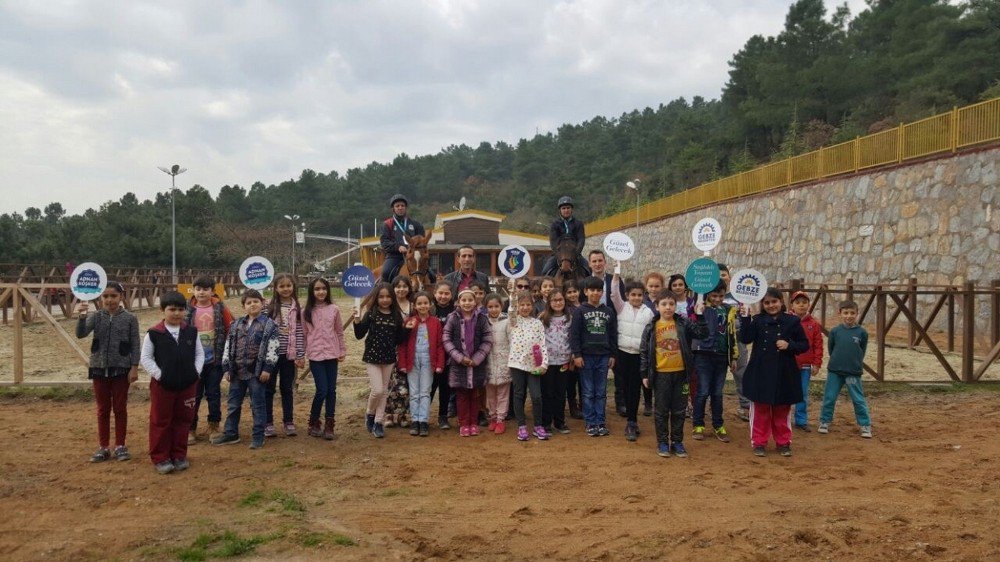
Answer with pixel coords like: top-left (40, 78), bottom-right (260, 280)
top-left (820, 371), bottom-right (871, 426)
top-left (191, 362), bottom-right (222, 431)
top-left (310, 359), bottom-right (339, 421)
top-left (381, 255), bottom-right (404, 282)
top-left (579, 354), bottom-right (610, 426)
top-left (224, 374), bottom-right (267, 441)
top-left (794, 366), bottom-right (811, 426)
top-left (407, 352), bottom-right (433, 423)
top-left (694, 354), bottom-right (728, 429)
top-left (265, 354), bottom-right (296, 424)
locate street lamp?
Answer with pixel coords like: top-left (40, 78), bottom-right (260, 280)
top-left (284, 214), bottom-right (300, 275)
top-left (157, 164), bottom-right (187, 286)
top-left (626, 179), bottom-right (641, 230)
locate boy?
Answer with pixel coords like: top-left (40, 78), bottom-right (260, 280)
top-left (640, 290), bottom-right (707, 458)
top-left (690, 281), bottom-right (738, 443)
top-left (140, 291), bottom-right (205, 475)
top-left (819, 301), bottom-right (872, 438)
top-left (185, 276), bottom-right (234, 444)
top-left (211, 289), bottom-right (279, 449)
top-left (570, 276), bottom-right (618, 437)
top-left (789, 291), bottom-right (824, 432)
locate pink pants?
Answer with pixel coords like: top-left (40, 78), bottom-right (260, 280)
top-left (750, 402), bottom-right (792, 448)
top-left (366, 364), bottom-right (393, 423)
top-left (486, 383), bottom-right (511, 422)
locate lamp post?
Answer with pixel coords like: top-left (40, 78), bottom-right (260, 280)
top-left (157, 164), bottom-right (187, 286)
top-left (283, 214), bottom-right (300, 275)
top-left (626, 179), bottom-right (641, 230)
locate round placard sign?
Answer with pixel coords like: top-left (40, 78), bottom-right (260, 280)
top-left (730, 268), bottom-right (769, 304)
top-left (685, 257), bottom-right (721, 295)
top-left (602, 232), bottom-right (635, 262)
top-left (498, 245), bottom-right (532, 278)
top-left (239, 256), bottom-right (275, 291)
top-left (691, 217), bottom-right (723, 253)
top-left (70, 262), bottom-right (108, 301)
top-left (342, 265), bottom-right (376, 298)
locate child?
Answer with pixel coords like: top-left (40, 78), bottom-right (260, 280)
top-left (789, 291), bottom-right (824, 432)
top-left (818, 301), bottom-right (872, 438)
top-left (302, 277), bottom-right (346, 440)
top-left (353, 282), bottom-right (413, 438)
top-left (640, 271), bottom-right (666, 416)
top-left (185, 276), bottom-right (234, 444)
top-left (533, 276), bottom-right (555, 316)
top-left (690, 281), bottom-right (739, 443)
top-left (667, 274), bottom-right (696, 319)
top-left (398, 291), bottom-right (446, 437)
top-left (640, 290), bottom-right (707, 458)
top-left (719, 264), bottom-right (751, 422)
top-left (385, 275), bottom-right (415, 428)
top-left (611, 277), bottom-right (656, 441)
top-left (430, 281), bottom-right (455, 429)
top-left (529, 277), bottom-right (543, 308)
top-left (265, 273), bottom-right (305, 437)
top-left (484, 293), bottom-right (512, 433)
top-left (75, 281), bottom-right (141, 463)
top-left (739, 288), bottom-right (810, 457)
top-left (470, 280), bottom-right (489, 310)
top-left (140, 291), bottom-right (205, 474)
top-left (562, 279), bottom-right (581, 311)
top-left (539, 288), bottom-right (572, 434)
top-left (571, 276), bottom-right (618, 437)
top-left (212, 289), bottom-right (280, 449)
top-left (442, 288), bottom-right (494, 436)
top-left (507, 290), bottom-right (549, 440)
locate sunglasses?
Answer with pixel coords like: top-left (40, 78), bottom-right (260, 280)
top-left (515, 284), bottom-right (530, 289)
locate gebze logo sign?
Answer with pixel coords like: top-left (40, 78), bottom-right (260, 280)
top-left (731, 268), bottom-right (768, 304)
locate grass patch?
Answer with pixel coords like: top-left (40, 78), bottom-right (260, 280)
top-left (238, 490), bottom-right (264, 507)
top-left (299, 532), bottom-right (356, 548)
top-left (0, 385), bottom-right (92, 401)
top-left (238, 489), bottom-right (306, 513)
top-left (271, 491), bottom-right (306, 513)
top-left (174, 530), bottom-right (282, 560)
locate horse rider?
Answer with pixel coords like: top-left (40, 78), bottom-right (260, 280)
top-left (541, 196), bottom-right (591, 277)
top-left (380, 194), bottom-right (427, 282)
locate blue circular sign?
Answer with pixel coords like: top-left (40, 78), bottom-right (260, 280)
top-left (497, 245), bottom-right (532, 278)
top-left (342, 265), bottom-right (376, 298)
top-left (685, 257), bottom-right (721, 295)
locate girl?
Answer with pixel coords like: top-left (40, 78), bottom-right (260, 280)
top-left (561, 279), bottom-right (581, 420)
top-left (385, 275), bottom-right (415, 428)
top-left (484, 293), bottom-right (511, 434)
top-left (667, 274), bottom-right (697, 319)
top-left (539, 288), bottom-right (572, 434)
top-left (397, 291), bottom-right (445, 437)
top-left (562, 279), bottom-right (581, 312)
top-left (302, 277), bottom-right (346, 440)
top-left (75, 281), bottom-right (141, 463)
top-left (533, 276), bottom-right (556, 316)
top-left (739, 288), bottom-right (809, 457)
top-left (507, 289), bottom-right (549, 441)
top-left (442, 288), bottom-right (493, 436)
top-left (353, 282), bottom-right (413, 438)
top-left (265, 273), bottom-right (305, 437)
top-left (430, 281), bottom-right (455, 429)
top-left (611, 277), bottom-right (656, 441)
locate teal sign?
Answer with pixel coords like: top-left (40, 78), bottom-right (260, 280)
top-left (685, 257), bottom-right (720, 294)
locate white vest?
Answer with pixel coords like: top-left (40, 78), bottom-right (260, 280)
top-left (617, 304), bottom-right (654, 354)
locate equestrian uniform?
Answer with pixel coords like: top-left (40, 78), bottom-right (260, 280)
top-left (542, 216), bottom-right (591, 277)
top-left (380, 214), bottom-right (426, 282)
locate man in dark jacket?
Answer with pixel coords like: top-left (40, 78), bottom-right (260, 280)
top-left (380, 194), bottom-right (426, 282)
top-left (541, 196), bottom-right (591, 277)
top-left (443, 245), bottom-right (490, 293)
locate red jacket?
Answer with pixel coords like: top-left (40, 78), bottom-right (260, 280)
top-left (794, 313), bottom-right (824, 369)
top-left (397, 314), bottom-right (446, 373)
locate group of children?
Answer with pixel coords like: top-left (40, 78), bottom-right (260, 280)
top-left (76, 258), bottom-right (874, 474)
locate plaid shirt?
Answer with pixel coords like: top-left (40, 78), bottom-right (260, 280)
top-left (222, 314), bottom-right (279, 380)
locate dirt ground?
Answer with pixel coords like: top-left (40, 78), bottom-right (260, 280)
top-left (1, 298), bottom-right (999, 560)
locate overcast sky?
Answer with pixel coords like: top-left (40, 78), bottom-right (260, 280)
top-left (0, 0), bottom-right (867, 215)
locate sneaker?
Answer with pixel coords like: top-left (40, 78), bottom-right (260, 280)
top-left (207, 421), bottom-right (221, 440)
top-left (366, 414), bottom-right (376, 434)
top-left (752, 446), bottom-right (766, 457)
top-left (692, 426), bottom-right (705, 441)
top-left (372, 423), bottom-right (385, 438)
top-left (532, 426), bottom-right (550, 440)
top-left (494, 421), bottom-right (506, 434)
top-left (643, 403), bottom-right (653, 417)
top-left (470, 425), bottom-right (480, 436)
top-left (409, 424), bottom-right (420, 436)
top-left (597, 425), bottom-right (610, 437)
top-left (624, 422), bottom-right (637, 442)
top-left (154, 461), bottom-right (175, 475)
top-left (459, 426), bottom-right (471, 437)
top-left (794, 423), bottom-right (812, 433)
top-left (89, 448), bottom-right (111, 463)
top-left (715, 426), bottom-right (731, 443)
top-left (211, 433), bottom-right (240, 445)
top-left (264, 424), bottom-right (277, 437)
top-left (672, 443), bottom-right (689, 458)
top-left (173, 458), bottom-right (190, 471)
top-left (516, 426), bottom-right (530, 441)
top-left (488, 420), bottom-right (498, 433)
top-left (736, 408), bottom-right (750, 422)
top-left (778, 444), bottom-right (792, 457)
top-left (586, 425), bottom-right (599, 437)
top-left (113, 446), bottom-right (131, 461)
top-left (542, 426), bottom-right (554, 435)
top-left (817, 422), bottom-right (830, 434)
top-left (187, 431), bottom-right (197, 445)
top-left (657, 443), bottom-right (670, 457)
top-left (554, 423), bottom-right (571, 435)
top-left (284, 422), bottom-right (297, 436)
top-left (860, 425), bottom-right (873, 439)
top-left (249, 438), bottom-right (264, 449)
top-left (419, 422), bottom-right (429, 437)
top-left (438, 417), bottom-right (451, 430)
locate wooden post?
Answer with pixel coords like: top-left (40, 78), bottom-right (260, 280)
top-left (875, 286), bottom-right (886, 382)
top-left (962, 281), bottom-right (975, 383)
top-left (820, 287), bottom-right (827, 331)
top-left (846, 278), bottom-right (854, 302)
top-left (907, 277), bottom-right (917, 349)
top-left (13, 285), bottom-right (24, 384)
top-left (991, 279), bottom-right (1000, 347)
top-left (947, 290), bottom-right (956, 353)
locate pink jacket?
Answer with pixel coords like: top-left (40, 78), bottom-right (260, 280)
top-left (302, 303), bottom-right (347, 361)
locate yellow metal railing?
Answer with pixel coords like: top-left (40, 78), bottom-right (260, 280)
top-left (590, 97), bottom-right (1000, 236)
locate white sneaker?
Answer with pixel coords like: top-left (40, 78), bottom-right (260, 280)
top-left (860, 426), bottom-right (872, 439)
top-left (817, 422), bottom-right (830, 434)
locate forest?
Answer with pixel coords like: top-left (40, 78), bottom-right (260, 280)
top-left (2, 0), bottom-right (998, 269)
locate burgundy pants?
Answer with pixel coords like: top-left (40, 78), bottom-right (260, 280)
top-left (149, 379), bottom-right (198, 464)
top-left (454, 388), bottom-right (480, 428)
top-left (750, 402), bottom-right (792, 448)
top-left (93, 376), bottom-right (130, 448)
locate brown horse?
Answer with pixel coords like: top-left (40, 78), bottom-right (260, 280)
top-left (375, 229), bottom-right (434, 292)
top-left (552, 236), bottom-right (588, 288)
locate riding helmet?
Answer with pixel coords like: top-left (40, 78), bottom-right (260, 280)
top-left (557, 196), bottom-right (574, 209)
top-left (390, 194), bottom-right (409, 207)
